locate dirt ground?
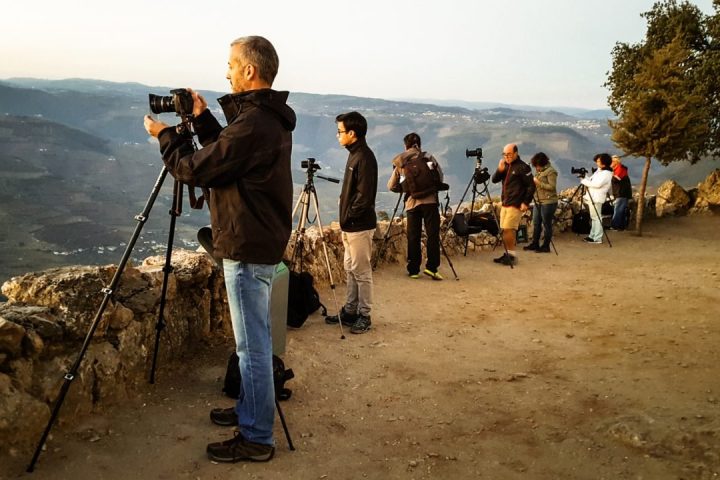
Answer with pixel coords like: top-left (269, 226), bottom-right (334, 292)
top-left (2, 216), bottom-right (719, 480)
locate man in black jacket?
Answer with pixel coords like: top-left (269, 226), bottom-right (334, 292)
top-left (491, 143), bottom-right (536, 266)
top-left (144, 36), bottom-right (293, 463)
top-left (325, 111), bottom-right (377, 334)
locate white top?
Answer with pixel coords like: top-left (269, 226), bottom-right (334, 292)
top-left (581, 169), bottom-right (613, 203)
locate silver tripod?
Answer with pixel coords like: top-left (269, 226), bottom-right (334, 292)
top-left (289, 158), bottom-right (346, 339)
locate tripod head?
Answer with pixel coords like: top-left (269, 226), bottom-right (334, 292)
top-left (301, 158), bottom-right (340, 186)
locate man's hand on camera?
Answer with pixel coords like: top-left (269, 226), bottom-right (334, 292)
top-left (187, 88), bottom-right (208, 117)
top-left (144, 115), bottom-right (169, 138)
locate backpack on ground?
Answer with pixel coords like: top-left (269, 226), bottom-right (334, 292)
top-left (223, 352), bottom-right (295, 401)
top-left (287, 270), bottom-right (326, 328)
top-left (571, 209), bottom-right (591, 234)
top-left (401, 152), bottom-right (441, 199)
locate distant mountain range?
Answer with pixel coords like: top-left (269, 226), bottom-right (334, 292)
top-left (1, 77), bottom-right (718, 285)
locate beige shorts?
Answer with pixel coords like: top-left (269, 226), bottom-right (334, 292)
top-left (499, 206), bottom-right (522, 230)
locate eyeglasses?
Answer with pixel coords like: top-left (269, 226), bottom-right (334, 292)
top-left (503, 153), bottom-right (514, 158)
top-left (336, 129), bottom-right (347, 135)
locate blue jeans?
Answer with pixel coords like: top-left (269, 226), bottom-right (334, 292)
top-left (531, 202), bottom-right (557, 247)
top-left (588, 201), bottom-right (604, 242)
top-left (612, 197), bottom-right (629, 229)
top-left (223, 260), bottom-right (276, 446)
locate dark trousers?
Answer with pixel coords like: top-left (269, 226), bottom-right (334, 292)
top-left (532, 202), bottom-right (557, 247)
top-left (406, 203), bottom-right (440, 274)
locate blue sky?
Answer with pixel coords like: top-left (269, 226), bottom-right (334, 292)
top-left (1, 0), bottom-right (715, 109)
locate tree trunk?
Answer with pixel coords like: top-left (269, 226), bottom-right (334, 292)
top-left (634, 156), bottom-right (652, 236)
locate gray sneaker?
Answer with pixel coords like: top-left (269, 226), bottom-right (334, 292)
top-left (350, 315), bottom-right (372, 334)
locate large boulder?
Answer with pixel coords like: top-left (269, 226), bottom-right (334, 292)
top-left (691, 169), bottom-right (720, 214)
top-left (655, 180), bottom-right (691, 217)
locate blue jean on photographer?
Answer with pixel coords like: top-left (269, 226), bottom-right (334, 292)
top-left (612, 197), bottom-right (629, 230)
top-left (223, 260), bottom-right (276, 446)
top-left (531, 202), bottom-right (557, 247)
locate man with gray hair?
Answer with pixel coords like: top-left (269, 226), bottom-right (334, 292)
top-left (144, 35), bottom-right (294, 463)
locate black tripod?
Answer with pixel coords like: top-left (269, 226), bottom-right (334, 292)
top-left (373, 192), bottom-right (458, 280)
top-left (288, 158), bottom-right (345, 338)
top-left (27, 115), bottom-right (198, 472)
top-left (568, 182), bottom-right (613, 247)
top-left (442, 154), bottom-right (512, 268)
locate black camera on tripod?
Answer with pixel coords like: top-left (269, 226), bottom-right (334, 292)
top-left (571, 166), bottom-right (597, 179)
top-left (301, 157), bottom-right (321, 173)
top-left (466, 147), bottom-right (490, 183)
top-left (148, 89), bottom-right (194, 116)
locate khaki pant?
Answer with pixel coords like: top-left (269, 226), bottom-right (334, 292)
top-left (341, 229), bottom-right (374, 317)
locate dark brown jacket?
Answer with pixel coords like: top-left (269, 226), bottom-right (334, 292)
top-left (339, 138), bottom-right (378, 232)
top-left (158, 89), bottom-right (296, 264)
top-left (491, 158), bottom-right (536, 208)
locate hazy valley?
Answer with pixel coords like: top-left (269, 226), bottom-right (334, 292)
top-left (1, 78), bottom-right (718, 285)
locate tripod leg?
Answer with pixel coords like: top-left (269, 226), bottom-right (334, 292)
top-left (289, 190), bottom-right (311, 271)
top-left (149, 180), bottom-right (183, 384)
top-left (308, 189), bottom-right (346, 339)
top-left (372, 193), bottom-right (403, 270)
top-left (275, 398), bottom-right (295, 451)
top-left (27, 167), bottom-right (170, 472)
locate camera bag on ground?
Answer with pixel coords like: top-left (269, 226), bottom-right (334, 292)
top-left (287, 270), bottom-right (326, 328)
top-left (571, 209), bottom-right (591, 234)
top-left (223, 352), bottom-right (295, 401)
top-left (401, 151), bottom-right (441, 199)
top-left (451, 212), bottom-right (498, 236)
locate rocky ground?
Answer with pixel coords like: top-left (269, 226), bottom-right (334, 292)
top-left (1, 215), bottom-right (719, 480)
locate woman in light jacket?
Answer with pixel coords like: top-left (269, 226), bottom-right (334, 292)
top-left (580, 153), bottom-right (613, 244)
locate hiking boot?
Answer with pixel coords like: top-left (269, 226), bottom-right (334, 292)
top-left (350, 315), bottom-right (371, 334)
top-left (206, 431), bottom-right (274, 463)
top-left (535, 245), bottom-right (551, 253)
top-left (423, 269), bottom-right (443, 281)
top-left (210, 407), bottom-right (238, 427)
top-left (493, 253), bottom-right (517, 266)
top-left (325, 307), bottom-right (357, 326)
top-left (523, 242), bottom-right (539, 251)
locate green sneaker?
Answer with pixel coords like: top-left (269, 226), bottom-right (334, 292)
top-left (423, 269), bottom-right (443, 281)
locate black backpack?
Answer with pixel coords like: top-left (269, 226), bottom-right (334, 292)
top-left (223, 352), bottom-right (295, 401)
top-left (401, 152), bottom-right (440, 199)
top-left (287, 271), bottom-right (326, 328)
top-left (571, 209), bottom-right (591, 234)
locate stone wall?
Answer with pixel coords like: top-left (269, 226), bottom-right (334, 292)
top-left (0, 250), bottom-right (230, 453)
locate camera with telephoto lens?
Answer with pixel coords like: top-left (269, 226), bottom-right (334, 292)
top-left (571, 167), bottom-right (588, 178)
top-left (148, 89), bottom-right (194, 116)
top-left (466, 148), bottom-right (483, 159)
top-left (571, 166), bottom-right (597, 179)
top-left (301, 157), bottom-right (321, 173)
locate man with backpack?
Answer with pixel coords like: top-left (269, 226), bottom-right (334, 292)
top-left (387, 132), bottom-right (444, 280)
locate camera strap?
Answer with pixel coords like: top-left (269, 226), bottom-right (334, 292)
top-left (188, 186), bottom-right (210, 210)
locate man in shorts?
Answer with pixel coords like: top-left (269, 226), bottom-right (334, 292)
top-left (490, 143), bottom-right (536, 266)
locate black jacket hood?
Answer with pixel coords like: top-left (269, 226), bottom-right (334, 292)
top-left (217, 89), bottom-right (296, 131)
